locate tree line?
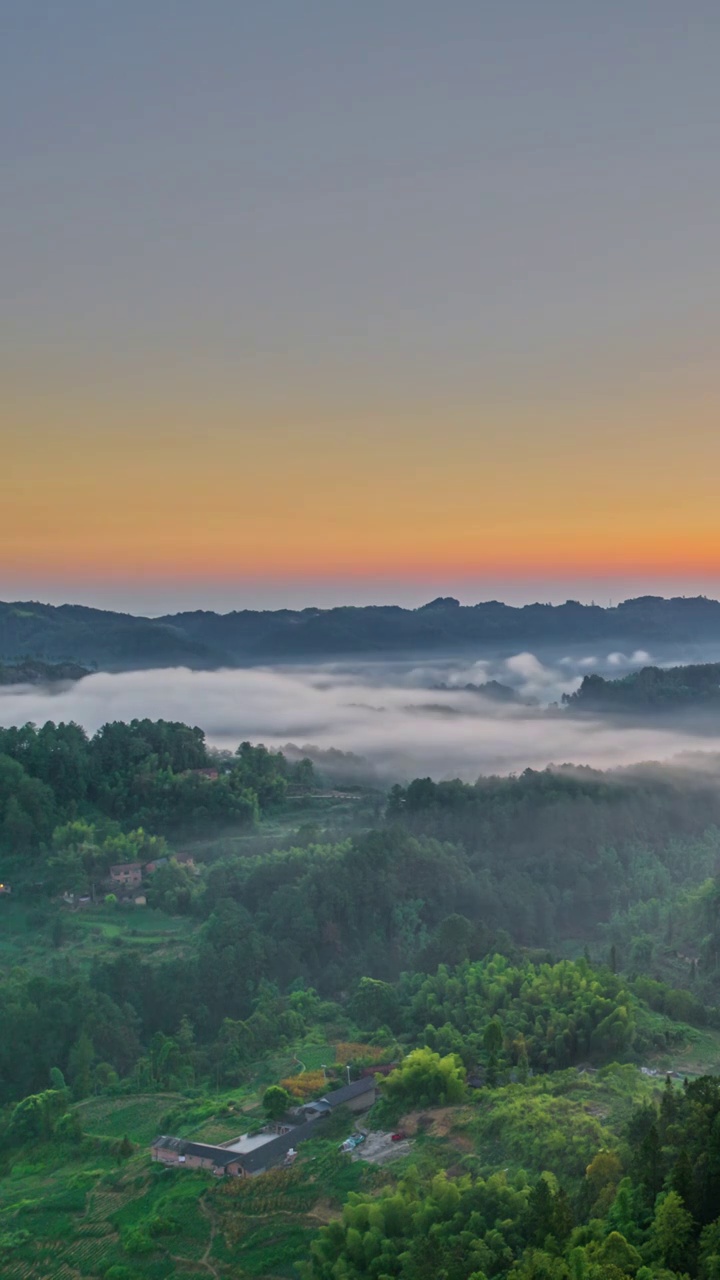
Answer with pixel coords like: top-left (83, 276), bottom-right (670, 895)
top-left (0, 718), bottom-right (315, 854)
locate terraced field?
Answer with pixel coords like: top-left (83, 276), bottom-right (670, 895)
top-left (0, 1107), bottom-right (377, 1280)
top-left (75, 1092), bottom-right (186, 1144)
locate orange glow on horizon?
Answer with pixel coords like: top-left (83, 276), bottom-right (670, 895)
top-left (4, 365), bottom-right (719, 592)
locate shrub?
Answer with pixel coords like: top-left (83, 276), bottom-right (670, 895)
top-left (281, 1070), bottom-right (326, 1100)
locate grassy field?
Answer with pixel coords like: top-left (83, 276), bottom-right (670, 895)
top-left (0, 899), bottom-right (194, 977)
top-left (75, 1094), bottom-right (188, 1145)
top-left (646, 1023), bottom-right (720, 1075)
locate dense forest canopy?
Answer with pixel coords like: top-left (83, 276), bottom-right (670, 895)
top-left (0, 718), bottom-right (315, 852)
top-left (1, 718), bottom-right (720, 1090)
top-left (564, 663), bottom-right (720, 714)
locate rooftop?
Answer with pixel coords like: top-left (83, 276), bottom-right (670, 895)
top-left (152, 1117), bottom-right (327, 1174)
top-left (224, 1131), bottom-right (280, 1155)
top-left (239, 1118), bottom-right (325, 1173)
top-left (321, 1077), bottom-right (376, 1107)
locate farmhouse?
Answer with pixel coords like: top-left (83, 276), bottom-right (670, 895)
top-left (150, 1080), bottom-right (377, 1178)
top-left (143, 857), bottom-right (167, 874)
top-left (151, 1117), bottom-right (325, 1178)
top-left (301, 1076), bottom-right (376, 1119)
top-left (109, 861), bottom-right (143, 888)
top-left (108, 852), bottom-right (197, 893)
top-left (150, 1136), bottom-right (245, 1176)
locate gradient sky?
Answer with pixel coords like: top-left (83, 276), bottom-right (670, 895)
top-left (3, 1), bottom-right (720, 613)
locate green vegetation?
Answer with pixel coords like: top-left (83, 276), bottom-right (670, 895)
top-left (378, 1048), bottom-right (466, 1115)
top-left (263, 1086), bottom-right (293, 1120)
top-left (5, 714), bottom-right (720, 1276)
top-left (0, 719), bottom-right (316, 855)
top-left (0, 659), bottom-right (89, 686)
top-left (564, 660), bottom-right (720, 714)
top-left (5, 594), bottom-right (720, 667)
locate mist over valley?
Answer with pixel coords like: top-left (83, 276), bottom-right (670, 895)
top-left (4, 641), bottom-right (720, 780)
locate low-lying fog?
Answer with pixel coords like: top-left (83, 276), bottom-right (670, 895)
top-left (3, 647), bottom-right (720, 781)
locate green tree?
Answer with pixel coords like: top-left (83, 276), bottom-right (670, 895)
top-left (262, 1085), bottom-right (292, 1120)
top-left (7, 1089), bottom-right (68, 1143)
top-left (483, 1016), bottom-right (504, 1087)
top-left (381, 1048), bottom-right (466, 1111)
top-left (593, 1231), bottom-right (642, 1275)
top-left (699, 1217), bottom-right (720, 1280)
top-left (648, 1190), bottom-right (695, 1273)
top-left (349, 977), bottom-right (400, 1031)
top-left (55, 1110), bottom-right (82, 1143)
top-left (68, 1030), bottom-right (95, 1100)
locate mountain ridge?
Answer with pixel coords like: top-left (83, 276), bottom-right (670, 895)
top-left (2, 593), bottom-right (720, 669)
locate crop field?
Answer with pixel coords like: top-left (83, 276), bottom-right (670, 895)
top-left (188, 1111), bottom-right (254, 1144)
top-left (0, 900), bottom-right (194, 977)
top-left (0, 1131), bottom-right (374, 1279)
top-left (75, 1093), bottom-right (187, 1144)
top-left (296, 1044), bottom-right (335, 1072)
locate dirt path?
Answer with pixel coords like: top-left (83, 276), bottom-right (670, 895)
top-left (169, 1199), bottom-right (220, 1279)
top-left (198, 1198), bottom-right (220, 1279)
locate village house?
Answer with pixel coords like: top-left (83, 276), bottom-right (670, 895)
top-left (108, 852), bottom-right (197, 892)
top-left (361, 1062), bottom-right (396, 1079)
top-left (143, 857), bottom-right (167, 875)
top-left (150, 1135), bottom-right (248, 1177)
top-left (151, 1117), bottom-right (326, 1178)
top-left (109, 861), bottom-right (143, 888)
top-left (150, 1080), bottom-right (377, 1178)
top-left (301, 1076), bottom-right (377, 1119)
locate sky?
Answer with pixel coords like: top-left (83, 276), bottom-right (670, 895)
top-left (3, 1), bottom-right (720, 613)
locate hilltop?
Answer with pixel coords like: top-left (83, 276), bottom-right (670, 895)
top-left (565, 660), bottom-right (720, 715)
top-left (0, 659), bottom-right (89, 686)
top-left (3, 594), bottom-right (720, 670)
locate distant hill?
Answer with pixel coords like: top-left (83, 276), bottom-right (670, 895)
top-left (432, 679), bottom-right (534, 704)
top-left (0, 601), bottom-right (223, 670)
top-left (564, 661), bottom-right (720, 714)
top-left (0, 658), bottom-right (89, 686)
top-left (3, 593), bottom-right (720, 670)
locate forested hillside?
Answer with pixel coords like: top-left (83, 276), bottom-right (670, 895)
top-left (5, 716), bottom-right (720, 1277)
top-left (565, 662), bottom-right (720, 715)
top-left (5, 594), bottom-right (720, 667)
top-left (0, 719), bottom-right (316, 855)
top-left (0, 659), bottom-right (89, 686)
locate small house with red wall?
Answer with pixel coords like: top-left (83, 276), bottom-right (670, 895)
top-left (109, 862), bottom-right (143, 888)
top-left (150, 1136), bottom-right (246, 1176)
top-left (143, 857), bottom-right (168, 875)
